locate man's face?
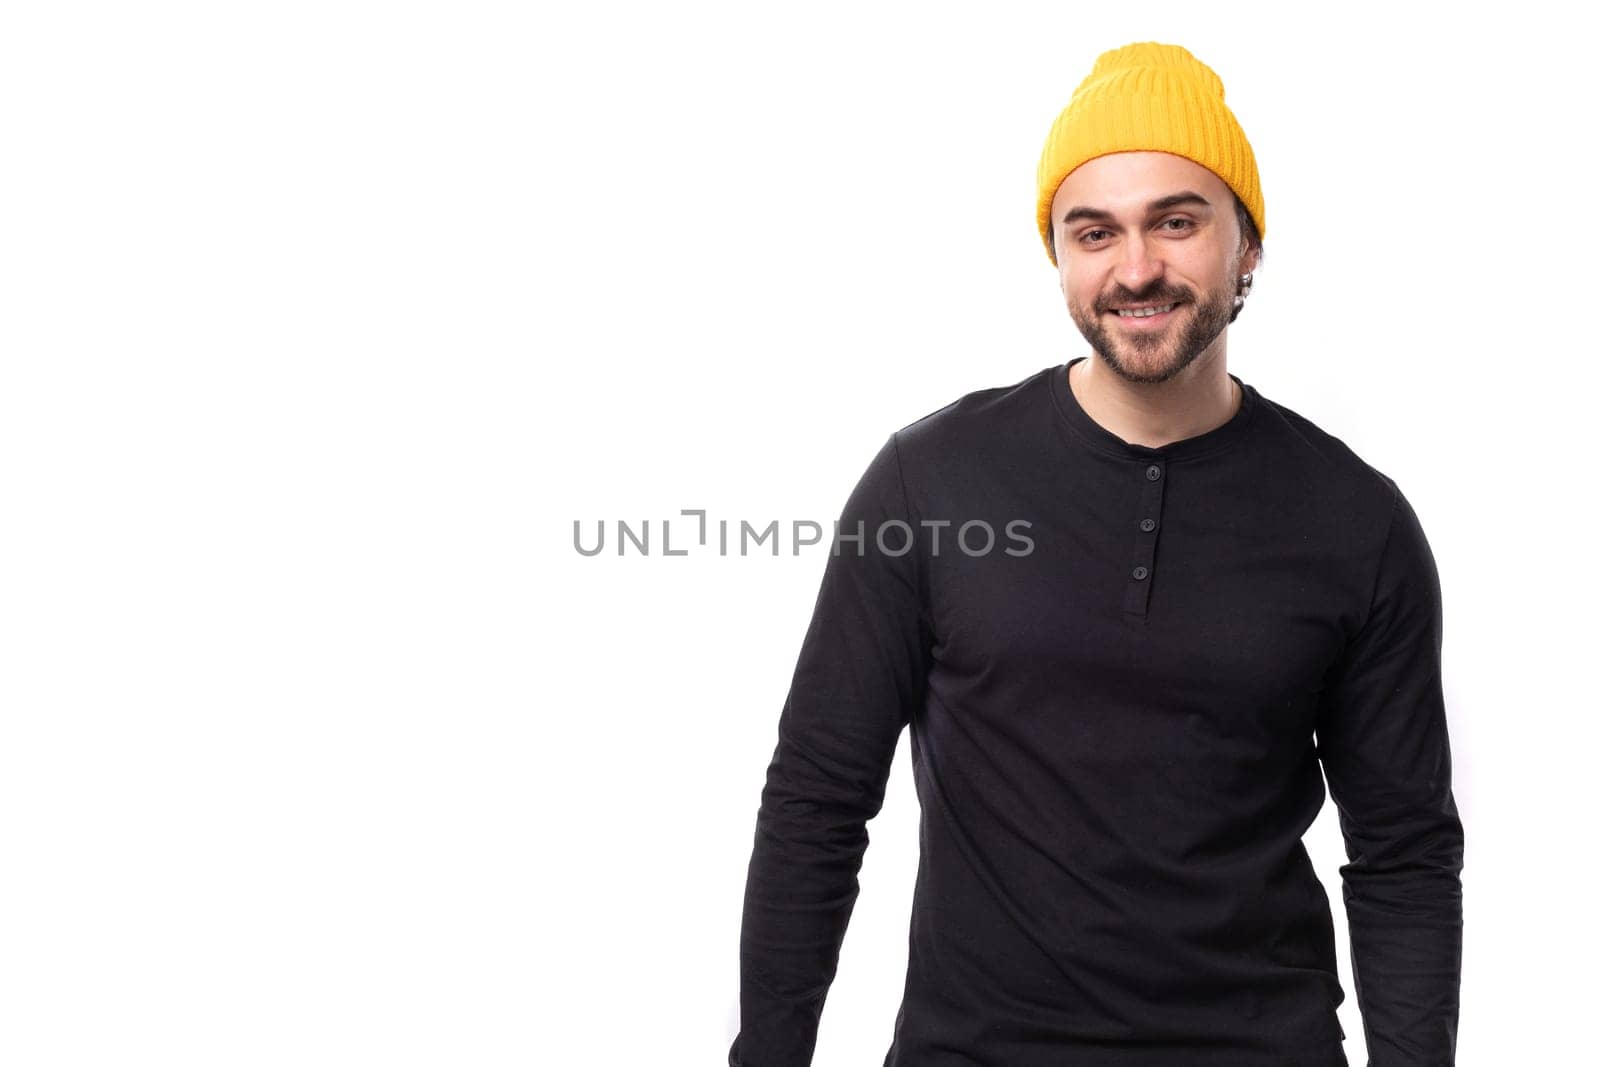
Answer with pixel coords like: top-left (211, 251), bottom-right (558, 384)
top-left (1050, 152), bottom-right (1258, 385)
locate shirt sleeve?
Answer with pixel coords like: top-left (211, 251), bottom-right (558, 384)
top-left (729, 432), bottom-right (934, 1067)
top-left (1314, 478), bottom-right (1466, 1066)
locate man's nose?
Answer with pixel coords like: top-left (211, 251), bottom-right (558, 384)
top-left (1114, 234), bottom-right (1165, 294)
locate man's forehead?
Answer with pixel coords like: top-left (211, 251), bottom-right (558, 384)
top-left (1051, 152), bottom-right (1228, 217)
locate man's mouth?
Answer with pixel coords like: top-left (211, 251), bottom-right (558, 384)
top-left (1108, 301), bottom-right (1183, 325)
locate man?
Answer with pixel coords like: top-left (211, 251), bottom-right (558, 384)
top-left (730, 41), bottom-right (1464, 1067)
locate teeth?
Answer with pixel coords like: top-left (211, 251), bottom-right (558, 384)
top-left (1115, 303), bottom-right (1176, 318)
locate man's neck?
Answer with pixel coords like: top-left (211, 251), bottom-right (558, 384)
top-left (1068, 354), bottom-right (1241, 450)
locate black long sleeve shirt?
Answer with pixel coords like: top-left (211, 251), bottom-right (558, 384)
top-left (730, 358), bottom-right (1465, 1067)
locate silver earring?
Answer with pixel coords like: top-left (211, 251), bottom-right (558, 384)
top-left (1234, 271), bottom-right (1253, 311)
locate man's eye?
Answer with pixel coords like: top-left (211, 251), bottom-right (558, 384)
top-left (1081, 219), bottom-right (1190, 245)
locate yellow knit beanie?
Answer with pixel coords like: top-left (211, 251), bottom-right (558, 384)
top-left (1035, 41), bottom-right (1265, 267)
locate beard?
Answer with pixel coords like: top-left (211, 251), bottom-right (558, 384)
top-left (1068, 274), bottom-right (1237, 385)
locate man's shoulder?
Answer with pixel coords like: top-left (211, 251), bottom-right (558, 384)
top-left (889, 364), bottom-right (1056, 455)
top-left (1249, 385), bottom-right (1402, 520)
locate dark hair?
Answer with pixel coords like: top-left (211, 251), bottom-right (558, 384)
top-left (1232, 192), bottom-right (1261, 257)
top-left (1228, 192), bottom-right (1261, 324)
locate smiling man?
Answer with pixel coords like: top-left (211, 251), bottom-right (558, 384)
top-left (731, 41), bottom-right (1464, 1067)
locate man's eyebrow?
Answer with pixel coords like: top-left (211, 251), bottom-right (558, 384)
top-left (1059, 191), bottom-right (1214, 228)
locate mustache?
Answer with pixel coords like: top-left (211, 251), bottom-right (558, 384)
top-left (1099, 290), bottom-right (1191, 311)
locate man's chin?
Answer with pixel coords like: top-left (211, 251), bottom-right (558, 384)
top-left (1093, 340), bottom-right (1202, 384)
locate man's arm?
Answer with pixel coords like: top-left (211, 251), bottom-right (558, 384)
top-left (1314, 478), bottom-right (1466, 1066)
top-left (729, 432), bottom-right (933, 1067)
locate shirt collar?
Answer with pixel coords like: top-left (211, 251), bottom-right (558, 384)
top-left (1049, 356), bottom-right (1258, 463)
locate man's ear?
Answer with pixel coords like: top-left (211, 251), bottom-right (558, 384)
top-left (1241, 243), bottom-right (1261, 277)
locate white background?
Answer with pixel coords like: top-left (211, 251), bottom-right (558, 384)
top-left (0, 2), bottom-right (1590, 1064)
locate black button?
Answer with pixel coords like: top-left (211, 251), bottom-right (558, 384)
top-left (1132, 565), bottom-right (1149, 580)
top-left (1139, 518), bottom-right (1156, 532)
top-left (1145, 464), bottom-right (1162, 481)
